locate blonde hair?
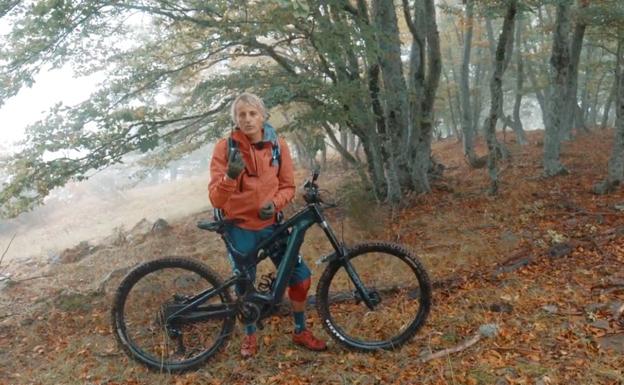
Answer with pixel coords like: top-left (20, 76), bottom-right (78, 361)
top-left (230, 92), bottom-right (268, 126)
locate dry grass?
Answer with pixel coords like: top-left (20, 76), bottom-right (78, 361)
top-left (0, 173), bottom-right (212, 266)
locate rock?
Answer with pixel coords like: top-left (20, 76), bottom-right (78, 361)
top-left (102, 226), bottom-right (127, 246)
top-left (590, 320), bottom-right (611, 330)
top-left (489, 302), bottom-right (513, 313)
top-left (495, 379), bottom-right (509, 385)
top-left (614, 203), bottom-right (624, 211)
top-left (494, 256), bottom-right (532, 275)
top-left (19, 318), bottom-right (34, 326)
top-left (542, 304), bottom-right (559, 314)
top-left (500, 231), bottom-right (519, 248)
top-left (58, 241), bottom-right (96, 264)
top-left (609, 301), bottom-right (624, 319)
top-left (0, 274), bottom-right (10, 291)
top-left (498, 367), bottom-right (520, 379)
top-left (585, 303), bottom-right (607, 313)
top-left (127, 218), bottom-right (152, 244)
top-left (479, 324), bottom-right (499, 338)
top-left (151, 218), bottom-right (171, 233)
top-left (535, 375), bottom-right (553, 385)
top-left (548, 242), bottom-right (572, 258)
top-left (597, 333), bottom-right (624, 354)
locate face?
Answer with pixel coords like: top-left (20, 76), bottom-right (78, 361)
top-left (235, 102), bottom-right (264, 142)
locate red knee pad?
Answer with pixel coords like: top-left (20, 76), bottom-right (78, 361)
top-left (288, 278), bottom-right (311, 302)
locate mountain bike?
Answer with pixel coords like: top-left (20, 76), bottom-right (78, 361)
top-left (111, 170), bottom-right (432, 372)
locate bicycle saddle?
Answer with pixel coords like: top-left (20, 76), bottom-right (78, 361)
top-left (197, 219), bottom-right (241, 232)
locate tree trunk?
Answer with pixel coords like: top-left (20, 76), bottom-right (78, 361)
top-left (544, 0), bottom-right (572, 177)
top-left (443, 69), bottom-right (460, 140)
top-left (512, 14), bottom-right (527, 145)
top-left (373, 0), bottom-right (410, 202)
top-left (340, 128), bottom-right (349, 169)
top-left (524, 58), bottom-right (548, 124)
top-left (589, 69), bottom-right (607, 128)
top-left (601, 79), bottom-right (617, 129)
top-left (484, 0), bottom-right (517, 195)
top-left (404, 0), bottom-right (441, 193)
top-left (607, 60), bottom-right (624, 186)
top-left (579, 45), bottom-right (594, 128)
top-left (574, 103), bottom-right (589, 133)
top-left (361, 133), bottom-right (387, 199)
top-left (561, 3), bottom-right (587, 139)
top-left (594, 39), bottom-right (624, 193)
top-left (417, 0), bottom-right (441, 191)
top-left (471, 44), bottom-right (487, 138)
top-left (447, 45), bottom-right (464, 142)
top-left (460, 0), bottom-right (477, 164)
top-left (559, 11), bottom-right (586, 140)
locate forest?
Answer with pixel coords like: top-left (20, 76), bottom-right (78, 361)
top-left (0, 1), bottom-right (623, 384)
top-left (0, 0), bottom-right (622, 216)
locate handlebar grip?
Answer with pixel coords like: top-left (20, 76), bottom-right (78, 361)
top-left (312, 166), bottom-right (320, 182)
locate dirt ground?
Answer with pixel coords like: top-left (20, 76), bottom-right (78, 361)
top-left (1, 129), bottom-right (623, 384)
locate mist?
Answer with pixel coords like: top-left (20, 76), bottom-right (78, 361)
top-left (0, 143), bottom-right (215, 264)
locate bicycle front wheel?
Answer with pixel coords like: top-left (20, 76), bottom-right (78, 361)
top-left (111, 257), bottom-right (235, 372)
top-left (316, 242), bottom-right (431, 351)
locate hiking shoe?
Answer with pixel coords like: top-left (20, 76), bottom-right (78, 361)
top-left (292, 330), bottom-right (327, 351)
top-left (241, 334), bottom-right (257, 358)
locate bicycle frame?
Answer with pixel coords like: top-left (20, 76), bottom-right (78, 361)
top-left (165, 202), bottom-right (372, 327)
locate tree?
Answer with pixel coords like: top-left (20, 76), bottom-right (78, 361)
top-left (483, 0), bottom-right (517, 194)
top-left (0, 0), bottom-right (442, 217)
top-left (459, 0), bottom-right (478, 165)
top-left (543, 0), bottom-right (573, 176)
top-left (593, 1), bottom-right (624, 193)
top-left (511, 11), bottom-right (527, 145)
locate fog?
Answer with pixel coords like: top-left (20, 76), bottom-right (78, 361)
top-left (0, 144), bottom-right (215, 264)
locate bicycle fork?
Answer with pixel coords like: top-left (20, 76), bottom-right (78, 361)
top-left (317, 218), bottom-right (380, 311)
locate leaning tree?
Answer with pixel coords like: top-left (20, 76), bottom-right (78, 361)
top-left (0, 0), bottom-right (442, 217)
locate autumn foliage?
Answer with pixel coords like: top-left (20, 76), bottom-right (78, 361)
top-left (1, 130), bottom-right (623, 384)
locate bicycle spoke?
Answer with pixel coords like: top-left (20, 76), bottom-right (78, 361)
top-left (317, 243), bottom-right (431, 350)
top-left (112, 258), bottom-right (235, 372)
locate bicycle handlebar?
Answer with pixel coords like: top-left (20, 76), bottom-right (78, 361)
top-left (302, 170), bottom-right (322, 204)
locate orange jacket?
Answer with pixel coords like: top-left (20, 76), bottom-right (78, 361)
top-left (208, 126), bottom-right (295, 230)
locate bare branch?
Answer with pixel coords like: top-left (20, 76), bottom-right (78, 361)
top-left (420, 333), bottom-right (481, 363)
top-left (0, 233), bottom-right (16, 271)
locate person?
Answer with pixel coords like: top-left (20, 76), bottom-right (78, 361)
top-left (208, 92), bottom-right (327, 358)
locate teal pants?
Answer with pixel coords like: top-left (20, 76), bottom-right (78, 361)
top-left (224, 224), bottom-right (311, 294)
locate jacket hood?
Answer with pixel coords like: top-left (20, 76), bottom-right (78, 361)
top-left (233, 122), bottom-right (279, 146)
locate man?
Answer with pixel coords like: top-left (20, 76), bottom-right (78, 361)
top-left (208, 92), bottom-right (327, 358)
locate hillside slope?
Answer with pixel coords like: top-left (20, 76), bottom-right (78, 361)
top-left (1, 129), bottom-right (623, 385)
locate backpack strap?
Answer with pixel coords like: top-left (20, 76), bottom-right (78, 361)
top-left (227, 136), bottom-right (238, 158)
top-left (271, 139), bottom-right (281, 175)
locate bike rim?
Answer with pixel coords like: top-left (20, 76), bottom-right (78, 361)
top-left (321, 250), bottom-right (427, 349)
top-left (117, 266), bottom-right (232, 370)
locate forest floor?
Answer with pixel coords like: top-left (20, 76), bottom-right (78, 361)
top-left (1, 129), bottom-right (623, 385)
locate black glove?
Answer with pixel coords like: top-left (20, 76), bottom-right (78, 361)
top-left (226, 148), bottom-right (245, 179)
top-left (258, 201), bottom-right (276, 220)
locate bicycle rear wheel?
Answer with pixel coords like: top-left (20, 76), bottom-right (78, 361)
top-left (111, 257), bottom-right (235, 372)
top-left (316, 242), bottom-right (431, 351)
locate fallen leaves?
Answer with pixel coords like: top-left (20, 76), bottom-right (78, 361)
top-left (2, 130), bottom-right (624, 385)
